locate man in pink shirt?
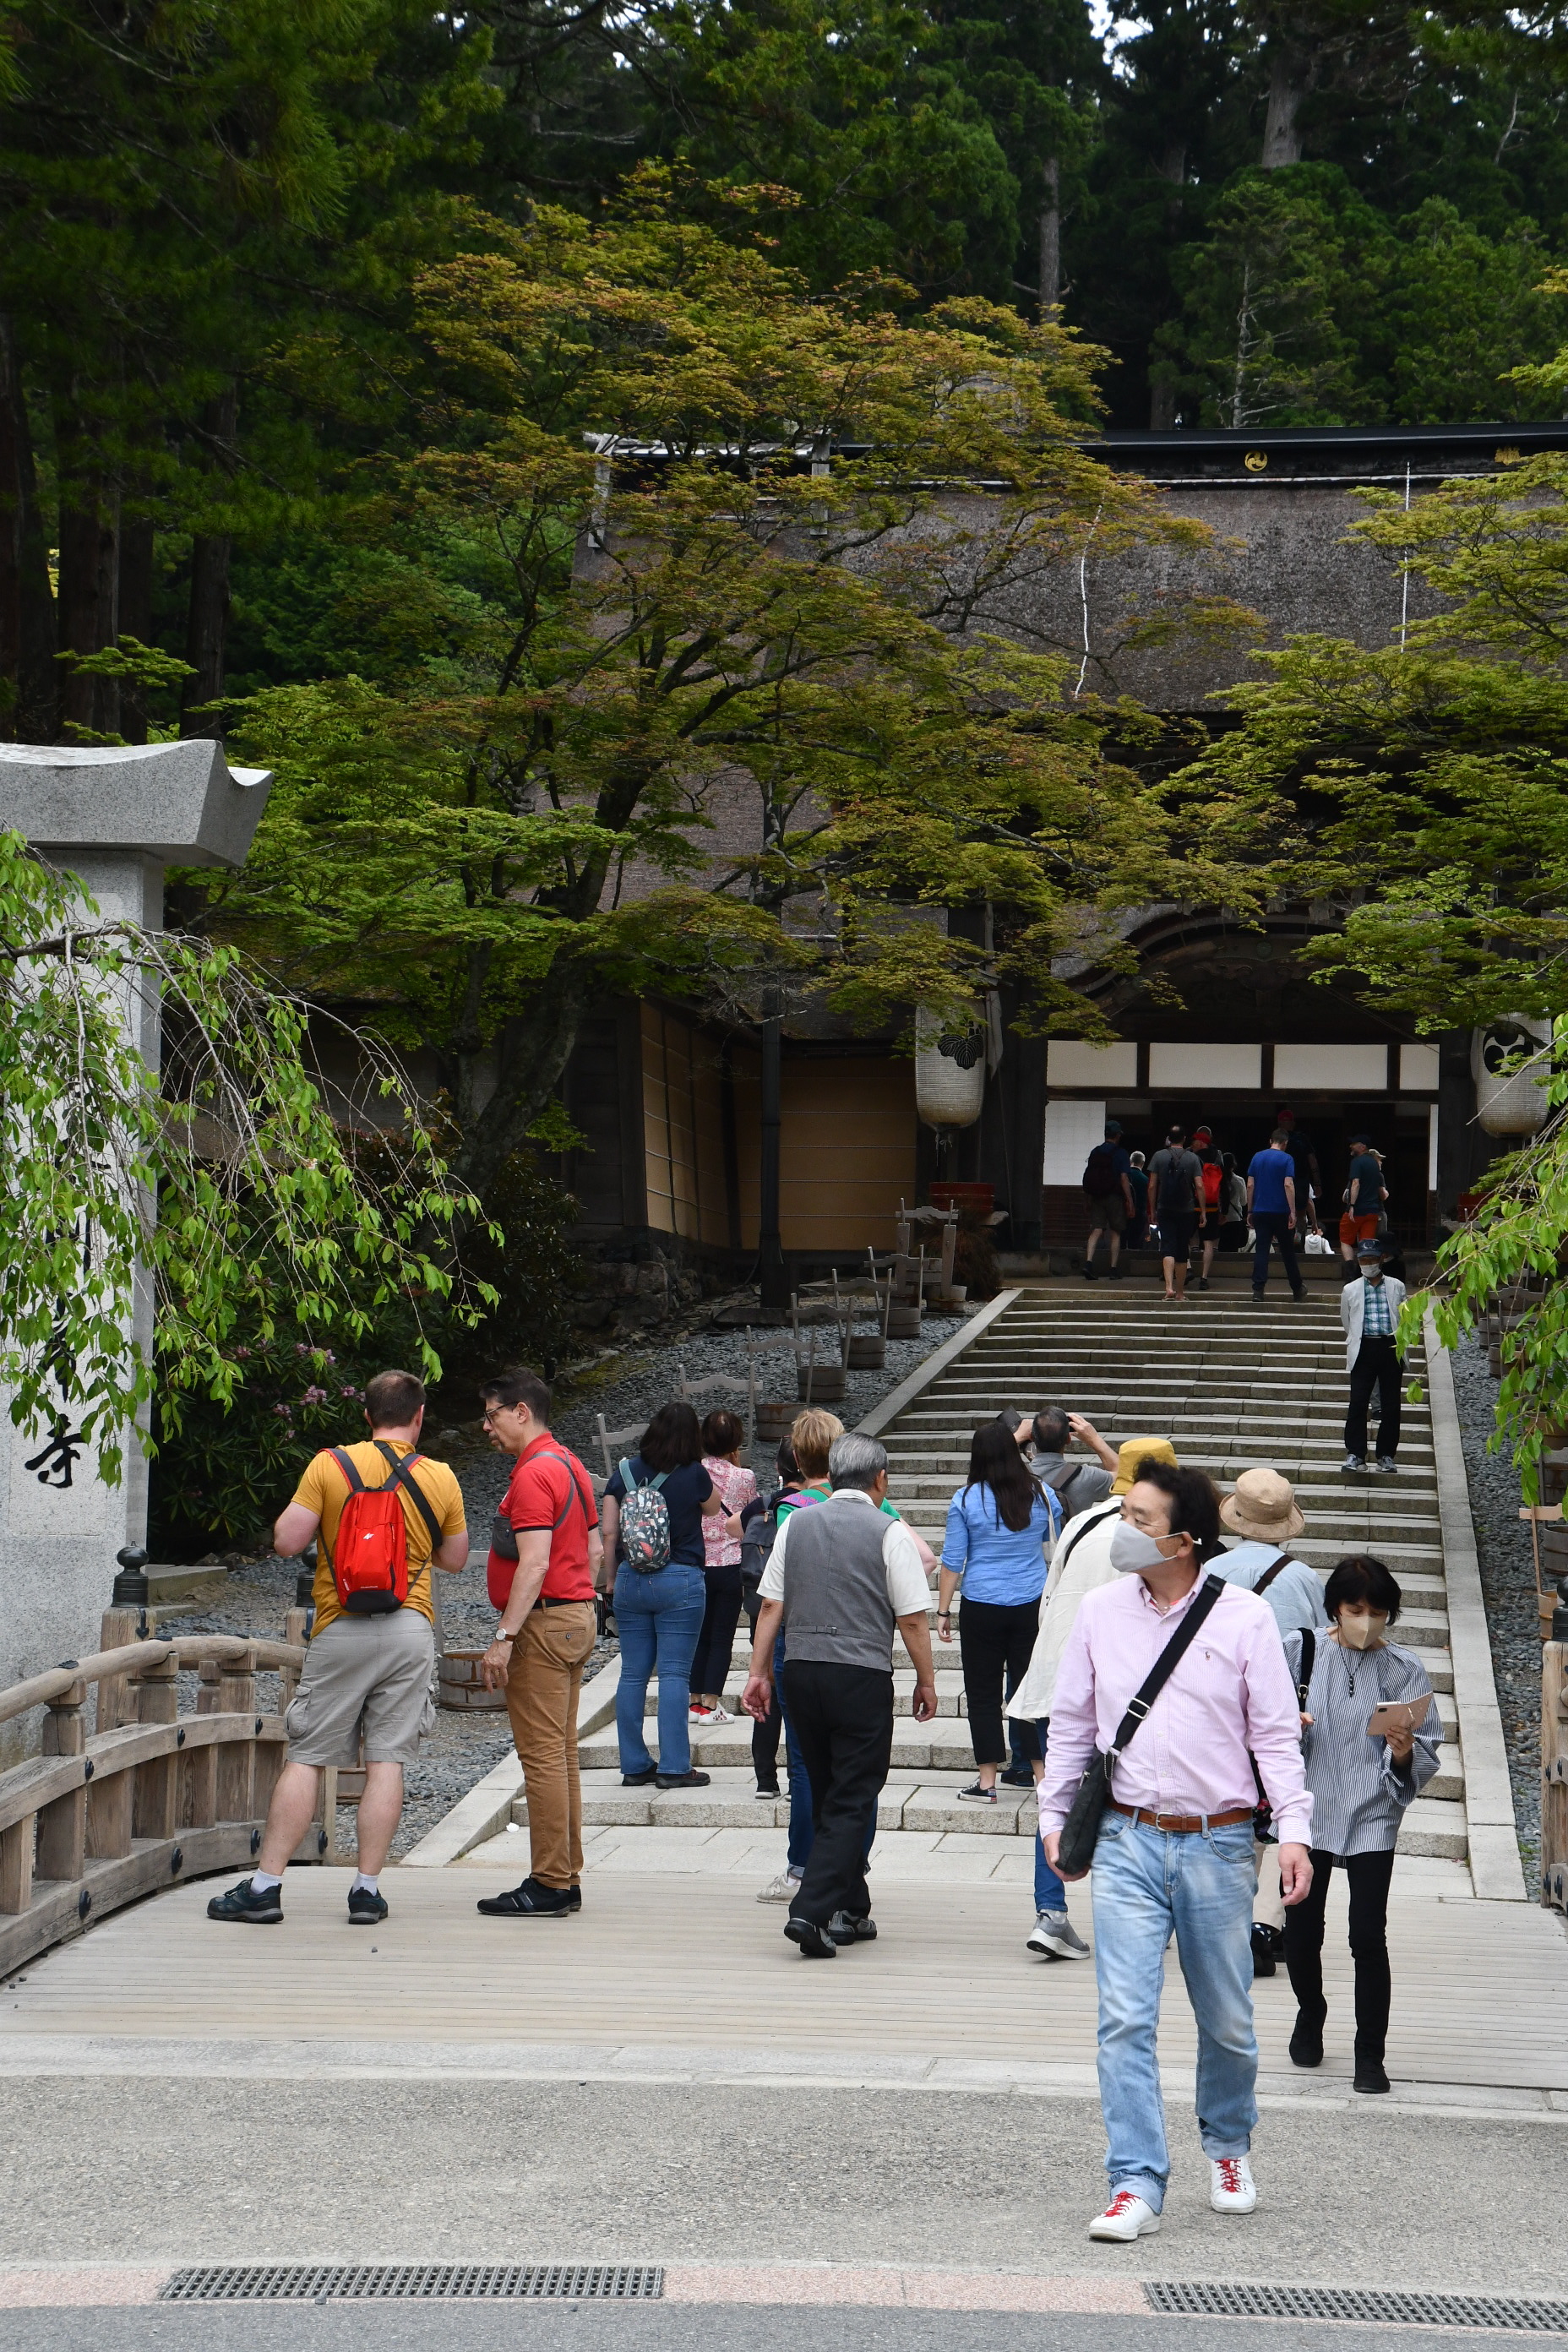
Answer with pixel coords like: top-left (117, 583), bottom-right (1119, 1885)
top-left (1039, 1459), bottom-right (1313, 2243)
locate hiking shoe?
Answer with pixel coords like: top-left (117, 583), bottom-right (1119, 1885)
top-left (1088, 2191), bottom-right (1159, 2243)
top-left (1027, 1910), bottom-right (1091, 1960)
top-left (476, 1877), bottom-right (573, 1918)
top-left (826, 1910), bottom-right (878, 1945)
top-left (1210, 2156), bottom-right (1257, 2213)
top-left (347, 1886), bottom-right (388, 1926)
top-left (956, 1781), bottom-right (998, 1804)
top-left (757, 1870), bottom-right (802, 1903)
top-left (1342, 1453), bottom-right (1367, 1473)
top-left (1375, 1455), bottom-right (1399, 1473)
top-left (206, 1876), bottom-right (282, 1925)
top-left (783, 1915), bottom-right (838, 1959)
top-left (655, 1768), bottom-right (710, 1789)
top-left (622, 1767), bottom-right (657, 1786)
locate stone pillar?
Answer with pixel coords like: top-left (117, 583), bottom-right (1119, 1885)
top-left (0, 743), bottom-right (271, 1740)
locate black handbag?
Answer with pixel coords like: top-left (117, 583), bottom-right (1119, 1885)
top-left (1252, 1626), bottom-right (1316, 1844)
top-left (1056, 1571), bottom-right (1227, 1876)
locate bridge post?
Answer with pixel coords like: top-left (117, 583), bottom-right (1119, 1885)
top-left (35, 1677), bottom-right (88, 1881)
top-left (133, 1649), bottom-right (181, 1842)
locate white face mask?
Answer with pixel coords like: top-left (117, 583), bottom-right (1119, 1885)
top-left (1109, 1522), bottom-right (1175, 1575)
top-left (1337, 1610), bottom-right (1388, 1650)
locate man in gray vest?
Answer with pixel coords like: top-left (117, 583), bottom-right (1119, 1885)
top-left (742, 1433), bottom-right (938, 1957)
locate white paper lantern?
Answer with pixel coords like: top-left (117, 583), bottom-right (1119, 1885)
top-left (915, 1006), bottom-right (985, 1128)
top-left (1472, 1018), bottom-right (1553, 1135)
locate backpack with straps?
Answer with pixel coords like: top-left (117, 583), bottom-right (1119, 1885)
top-left (618, 1456), bottom-right (672, 1574)
top-left (739, 1488), bottom-right (783, 1587)
top-left (327, 1441), bottom-right (444, 1615)
top-left (1083, 1146), bottom-right (1121, 1199)
top-left (1200, 1158), bottom-right (1224, 1211)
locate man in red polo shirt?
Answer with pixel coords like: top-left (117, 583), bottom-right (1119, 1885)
top-left (476, 1367), bottom-right (602, 1919)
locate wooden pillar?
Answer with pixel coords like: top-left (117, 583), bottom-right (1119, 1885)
top-left (133, 1652), bottom-right (180, 1842)
top-left (187, 1659), bottom-right (221, 1828)
top-left (216, 1645), bottom-right (257, 1822)
top-left (0, 1813), bottom-right (33, 1914)
top-left (95, 1603), bottom-right (144, 1734)
top-left (86, 1760), bottom-right (133, 1861)
top-left (35, 1678), bottom-right (87, 1882)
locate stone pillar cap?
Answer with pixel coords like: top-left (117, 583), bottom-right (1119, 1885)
top-left (0, 740), bottom-right (273, 868)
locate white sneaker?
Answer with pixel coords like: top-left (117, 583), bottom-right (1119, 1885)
top-left (756, 1870), bottom-right (802, 1904)
top-left (1088, 2191), bottom-right (1161, 2242)
top-left (1209, 2155), bottom-right (1257, 2213)
top-left (1026, 1910), bottom-right (1092, 1959)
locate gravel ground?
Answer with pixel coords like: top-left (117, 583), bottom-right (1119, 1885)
top-left (1449, 1336), bottom-right (1542, 1880)
top-left (157, 1306), bottom-right (975, 1859)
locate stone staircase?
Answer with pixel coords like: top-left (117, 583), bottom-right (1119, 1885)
top-left (522, 1284), bottom-right (1467, 1864)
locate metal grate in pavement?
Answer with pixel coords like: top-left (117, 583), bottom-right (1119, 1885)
top-left (160, 2263), bottom-right (663, 2303)
top-left (1145, 2281), bottom-right (1568, 2332)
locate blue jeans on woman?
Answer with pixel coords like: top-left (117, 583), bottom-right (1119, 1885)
top-left (1089, 1808), bottom-right (1258, 2212)
top-left (615, 1562), bottom-right (708, 1777)
top-left (1032, 1718), bottom-right (1067, 1913)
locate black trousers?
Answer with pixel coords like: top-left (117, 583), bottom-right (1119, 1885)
top-left (1251, 1210), bottom-right (1303, 1295)
top-left (1345, 1337), bottom-right (1402, 1458)
top-left (743, 1584), bottom-right (781, 1783)
top-left (689, 1562), bottom-right (743, 1696)
top-left (781, 1659), bottom-right (894, 1928)
top-left (1283, 1845), bottom-right (1397, 2067)
top-left (958, 1597), bottom-right (1043, 1769)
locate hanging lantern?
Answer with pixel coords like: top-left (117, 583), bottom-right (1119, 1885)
top-left (915, 1006), bottom-right (985, 1129)
top-left (1472, 1018), bottom-right (1553, 1135)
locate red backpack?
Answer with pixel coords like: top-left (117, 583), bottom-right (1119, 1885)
top-left (327, 1442), bottom-right (444, 1614)
top-left (1200, 1159), bottom-right (1224, 1211)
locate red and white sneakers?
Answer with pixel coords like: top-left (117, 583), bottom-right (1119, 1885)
top-left (1209, 2155), bottom-right (1258, 2213)
top-left (1088, 2191), bottom-right (1161, 2242)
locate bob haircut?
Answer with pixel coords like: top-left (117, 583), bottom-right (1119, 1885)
top-left (1127, 1458), bottom-right (1224, 1560)
top-left (640, 1400), bottom-right (703, 1473)
top-left (1323, 1554), bottom-right (1402, 1625)
top-left (790, 1408), bottom-right (844, 1480)
top-left (701, 1407), bottom-right (746, 1457)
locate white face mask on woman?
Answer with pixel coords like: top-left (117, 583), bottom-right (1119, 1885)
top-left (1109, 1522), bottom-right (1176, 1575)
top-left (1337, 1609), bottom-right (1389, 1651)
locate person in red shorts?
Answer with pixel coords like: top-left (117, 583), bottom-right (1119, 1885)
top-left (475, 1367), bottom-right (602, 1919)
top-left (1338, 1132), bottom-right (1388, 1268)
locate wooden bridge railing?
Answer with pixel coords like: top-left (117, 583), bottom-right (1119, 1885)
top-left (0, 1620), bottom-right (311, 1977)
top-left (1544, 1588), bottom-right (1568, 1909)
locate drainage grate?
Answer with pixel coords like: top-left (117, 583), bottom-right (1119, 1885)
top-left (1146, 2282), bottom-right (1568, 2333)
top-left (161, 2264), bottom-right (663, 2304)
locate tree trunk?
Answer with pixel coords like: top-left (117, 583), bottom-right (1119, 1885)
top-left (758, 991), bottom-right (787, 1318)
top-left (0, 317), bottom-right (56, 742)
top-left (181, 387), bottom-right (237, 738)
top-left (117, 513), bottom-right (155, 743)
top-left (449, 950), bottom-right (593, 1207)
top-left (1038, 156), bottom-right (1061, 316)
top-left (1149, 379), bottom-right (1177, 429)
top-left (55, 464), bottom-right (119, 741)
top-left (1261, 48), bottom-right (1309, 167)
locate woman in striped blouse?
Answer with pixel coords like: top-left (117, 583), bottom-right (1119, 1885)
top-left (1282, 1554), bottom-right (1442, 2095)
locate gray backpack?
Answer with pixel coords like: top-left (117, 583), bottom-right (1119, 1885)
top-left (618, 1457), bottom-right (672, 1573)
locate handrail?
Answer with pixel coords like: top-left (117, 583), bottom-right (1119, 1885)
top-left (0, 1634), bottom-right (306, 1729)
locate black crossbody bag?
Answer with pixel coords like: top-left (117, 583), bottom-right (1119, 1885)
top-left (1057, 1571), bottom-right (1227, 1876)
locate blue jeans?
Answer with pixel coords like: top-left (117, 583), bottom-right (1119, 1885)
top-left (614, 1562), bottom-right (707, 1777)
top-left (1251, 1210), bottom-right (1302, 1296)
top-left (776, 1629), bottom-right (876, 1876)
top-left (1032, 1719), bottom-right (1067, 1914)
top-left (1090, 1810), bottom-right (1259, 2212)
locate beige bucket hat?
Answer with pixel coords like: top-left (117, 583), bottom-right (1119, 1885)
top-left (1220, 1467), bottom-right (1307, 1541)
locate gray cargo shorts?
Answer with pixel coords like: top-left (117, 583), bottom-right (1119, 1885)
top-left (284, 1609), bottom-right (438, 1767)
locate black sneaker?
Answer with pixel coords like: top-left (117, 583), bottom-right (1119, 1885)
top-left (1108, 1264), bottom-right (1126, 1280)
top-left (999, 1767), bottom-right (1033, 1789)
top-left (566, 1884), bottom-right (582, 1912)
top-left (622, 1767), bottom-right (657, 1786)
top-left (784, 1915), bottom-right (839, 1958)
top-left (1082, 1264), bottom-right (1097, 1281)
top-left (1353, 2061), bottom-right (1391, 2093)
top-left (347, 1886), bottom-right (388, 1925)
top-left (207, 1876), bottom-right (283, 1925)
top-left (826, 1910), bottom-right (878, 1945)
top-left (1250, 1923), bottom-right (1276, 1979)
top-left (1289, 2017), bottom-right (1325, 2068)
top-left (655, 1769), bottom-right (710, 1789)
top-left (754, 1781), bottom-right (781, 1800)
top-left (476, 1876), bottom-right (574, 1918)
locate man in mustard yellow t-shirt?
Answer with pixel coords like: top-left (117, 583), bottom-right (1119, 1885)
top-left (207, 1368), bottom-right (468, 1929)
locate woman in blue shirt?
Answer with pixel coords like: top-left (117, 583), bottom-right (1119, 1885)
top-left (938, 1421), bottom-right (1060, 1804)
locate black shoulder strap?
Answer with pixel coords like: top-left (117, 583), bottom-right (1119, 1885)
top-left (1296, 1627), bottom-right (1316, 1711)
top-left (534, 1442), bottom-right (595, 1531)
top-left (1108, 1573), bottom-right (1227, 1760)
top-left (1253, 1552), bottom-right (1291, 1596)
top-left (373, 1440), bottom-right (446, 1557)
top-left (1052, 1497), bottom-right (1121, 1578)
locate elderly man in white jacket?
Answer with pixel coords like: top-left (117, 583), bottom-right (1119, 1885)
top-left (1341, 1239), bottom-right (1407, 1473)
top-left (1005, 1437), bottom-right (1179, 1962)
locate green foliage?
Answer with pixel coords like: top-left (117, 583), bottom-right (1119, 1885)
top-left (149, 1335), bottom-right (370, 1555)
top-left (0, 831), bottom-right (492, 1478)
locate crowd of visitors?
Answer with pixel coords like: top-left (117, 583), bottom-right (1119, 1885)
top-left (203, 1263), bottom-right (1436, 2243)
top-left (1081, 1104), bottom-right (1398, 1304)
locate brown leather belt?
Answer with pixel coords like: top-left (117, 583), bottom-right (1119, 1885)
top-left (1111, 1802), bottom-right (1255, 1834)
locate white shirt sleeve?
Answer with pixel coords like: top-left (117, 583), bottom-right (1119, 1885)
top-left (754, 1506), bottom-right (791, 1603)
top-left (883, 1515), bottom-right (933, 1616)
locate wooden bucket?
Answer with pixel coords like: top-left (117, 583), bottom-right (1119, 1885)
top-left (797, 1364), bottom-right (847, 1402)
top-left (847, 1336), bottom-right (886, 1369)
top-left (438, 1650), bottom-right (508, 1711)
top-left (886, 1305), bottom-right (923, 1339)
top-left (755, 1398), bottom-right (798, 1446)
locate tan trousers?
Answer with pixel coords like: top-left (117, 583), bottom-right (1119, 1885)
top-left (1253, 1839), bottom-right (1286, 1931)
top-left (504, 1602), bottom-right (596, 1891)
